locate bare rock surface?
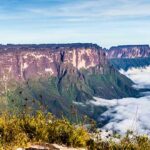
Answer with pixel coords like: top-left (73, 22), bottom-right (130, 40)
top-left (0, 43), bottom-right (106, 81)
top-left (17, 144), bottom-right (86, 150)
top-left (107, 45), bottom-right (150, 59)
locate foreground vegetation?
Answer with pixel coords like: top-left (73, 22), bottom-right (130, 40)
top-left (0, 110), bottom-right (149, 150)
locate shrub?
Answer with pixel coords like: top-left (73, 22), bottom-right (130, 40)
top-left (0, 110), bottom-right (149, 149)
top-left (0, 111), bottom-right (90, 149)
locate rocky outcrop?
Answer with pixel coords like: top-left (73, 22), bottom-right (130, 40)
top-left (0, 44), bottom-right (139, 100)
top-left (17, 144), bottom-right (86, 150)
top-left (0, 44), bottom-right (107, 82)
top-left (107, 45), bottom-right (150, 59)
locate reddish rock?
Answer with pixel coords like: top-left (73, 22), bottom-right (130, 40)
top-left (107, 45), bottom-right (150, 59)
top-left (0, 44), bottom-right (107, 81)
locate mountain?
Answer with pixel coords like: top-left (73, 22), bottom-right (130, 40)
top-left (0, 43), bottom-right (104, 81)
top-left (107, 45), bottom-right (150, 59)
top-left (0, 43), bottom-right (138, 119)
top-left (110, 57), bottom-right (150, 71)
top-left (107, 45), bottom-right (150, 71)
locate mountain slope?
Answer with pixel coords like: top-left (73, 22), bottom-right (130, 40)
top-left (107, 44), bottom-right (150, 70)
top-left (110, 57), bottom-right (150, 71)
top-left (0, 43), bottom-right (139, 118)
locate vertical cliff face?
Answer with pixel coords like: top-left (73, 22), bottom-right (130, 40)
top-left (0, 44), bottom-right (107, 82)
top-left (107, 45), bottom-right (150, 59)
top-left (107, 45), bottom-right (150, 71)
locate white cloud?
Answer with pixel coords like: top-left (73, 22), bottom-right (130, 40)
top-left (91, 66), bottom-right (150, 135)
top-left (26, 0), bottom-right (150, 20)
top-left (92, 96), bottom-right (150, 135)
top-left (120, 66), bottom-right (150, 89)
top-left (0, 0), bottom-right (150, 47)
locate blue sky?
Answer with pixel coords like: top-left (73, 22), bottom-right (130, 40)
top-left (0, 0), bottom-right (150, 48)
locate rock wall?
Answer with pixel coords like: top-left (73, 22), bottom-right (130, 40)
top-left (107, 45), bottom-right (150, 58)
top-left (0, 44), bottom-right (107, 81)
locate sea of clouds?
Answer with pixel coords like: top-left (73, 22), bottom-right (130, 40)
top-left (91, 65), bottom-right (150, 135)
top-left (120, 65), bottom-right (150, 89)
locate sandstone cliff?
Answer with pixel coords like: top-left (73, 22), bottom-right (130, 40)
top-left (107, 45), bottom-right (150, 59)
top-left (0, 43), bottom-right (106, 81)
top-left (107, 45), bottom-right (150, 71)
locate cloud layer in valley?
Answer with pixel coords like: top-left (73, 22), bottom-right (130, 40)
top-left (120, 65), bottom-right (150, 89)
top-left (92, 96), bottom-right (150, 135)
top-left (91, 66), bottom-right (150, 135)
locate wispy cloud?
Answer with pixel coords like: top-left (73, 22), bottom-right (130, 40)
top-left (0, 0), bottom-right (150, 47)
top-left (25, 0), bottom-right (150, 21)
top-left (1, 0), bottom-right (150, 20)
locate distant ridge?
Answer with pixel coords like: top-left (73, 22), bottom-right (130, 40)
top-left (110, 44), bottom-right (149, 50)
top-left (108, 44), bottom-right (150, 59)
